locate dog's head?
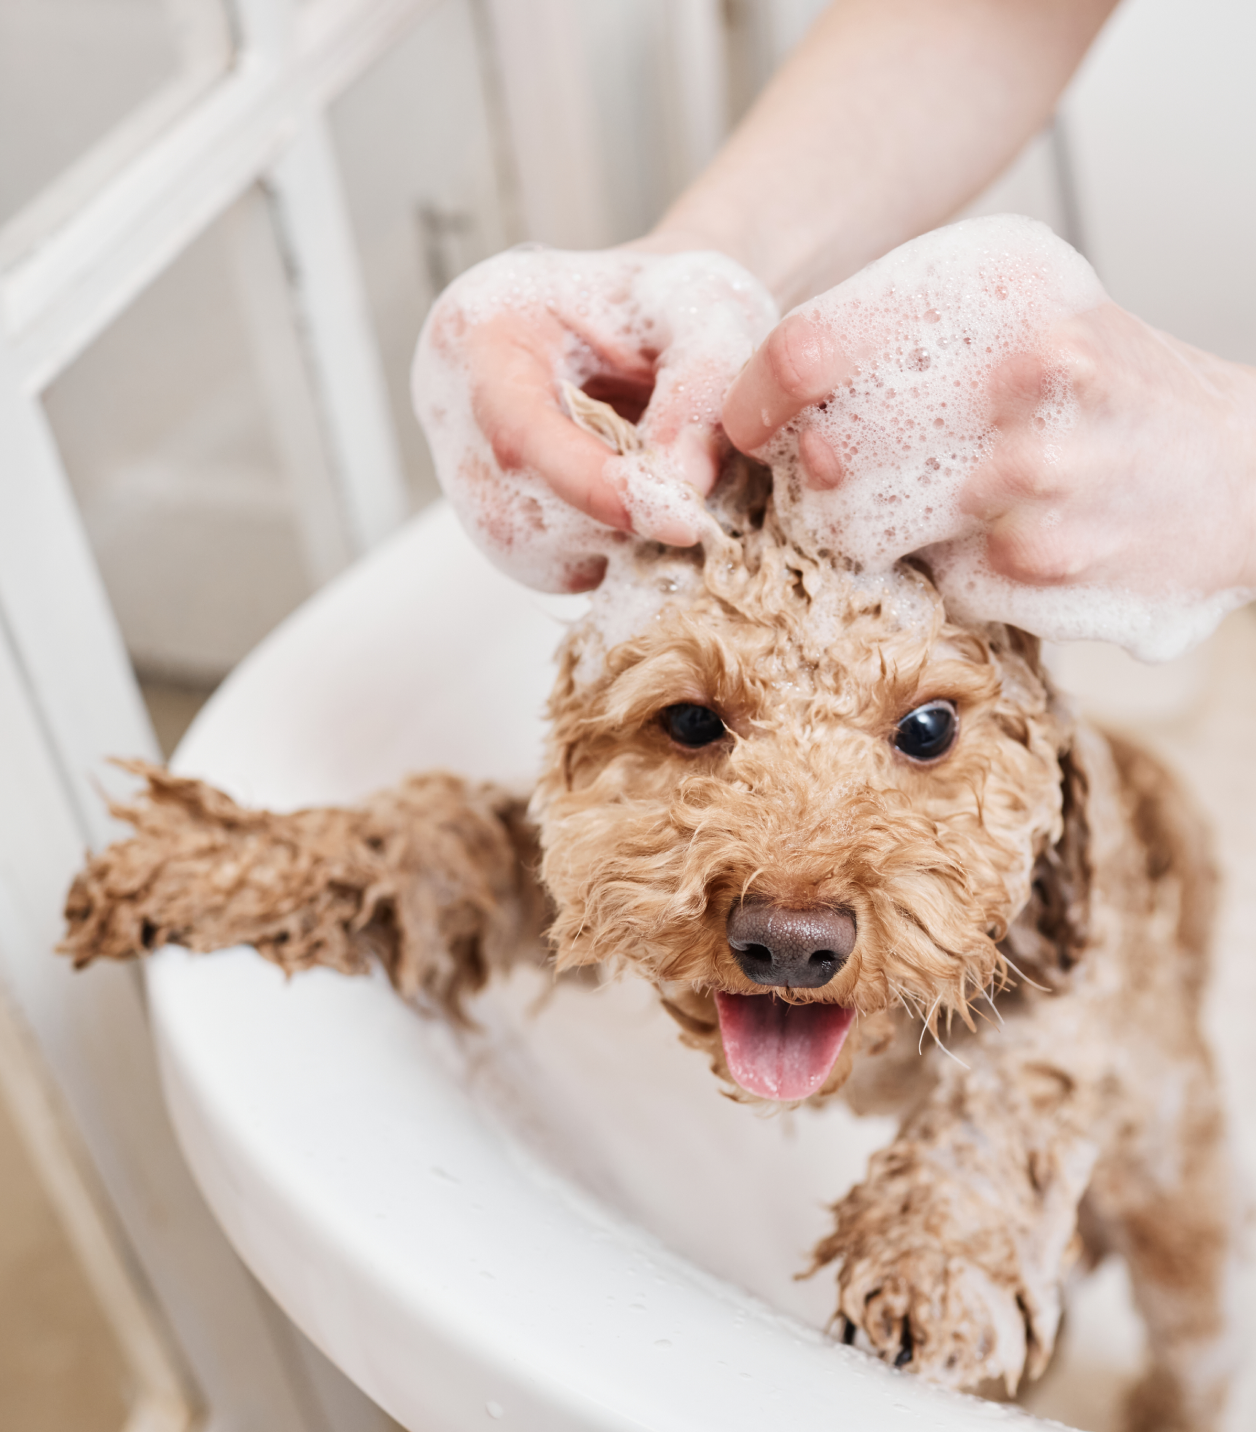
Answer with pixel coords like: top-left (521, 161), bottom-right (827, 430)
top-left (533, 466), bottom-right (1080, 1104)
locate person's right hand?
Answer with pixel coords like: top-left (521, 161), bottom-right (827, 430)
top-left (412, 245), bottom-right (777, 592)
top-left (723, 296), bottom-right (1256, 609)
top-left (719, 213), bottom-right (1256, 659)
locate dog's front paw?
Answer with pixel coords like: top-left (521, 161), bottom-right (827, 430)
top-left (833, 1241), bottom-right (1029, 1392)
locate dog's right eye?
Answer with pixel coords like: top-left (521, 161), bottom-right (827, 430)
top-left (660, 704), bottom-right (726, 748)
top-left (893, 699), bottom-right (958, 762)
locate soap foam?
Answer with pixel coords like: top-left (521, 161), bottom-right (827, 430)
top-left (767, 214), bottom-right (1251, 661)
top-left (575, 547), bottom-right (708, 687)
top-left (415, 220), bottom-right (1249, 663)
top-left (766, 215), bottom-right (1103, 567)
top-left (412, 246), bottom-right (777, 593)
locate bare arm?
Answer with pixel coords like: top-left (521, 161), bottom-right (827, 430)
top-left (638, 0), bottom-right (1119, 307)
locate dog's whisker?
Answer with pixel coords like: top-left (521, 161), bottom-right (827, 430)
top-left (980, 987), bottom-right (1005, 1027)
top-left (969, 998), bottom-right (1001, 1030)
top-left (918, 996), bottom-right (945, 1056)
top-left (892, 983), bottom-right (927, 1024)
top-left (925, 1021), bottom-right (972, 1071)
top-left (999, 953), bottom-right (1050, 993)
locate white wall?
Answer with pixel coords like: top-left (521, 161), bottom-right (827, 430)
top-left (1064, 0), bottom-right (1256, 365)
top-left (0, 0), bottom-right (179, 228)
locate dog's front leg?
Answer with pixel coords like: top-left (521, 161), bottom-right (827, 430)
top-left (61, 763), bottom-right (550, 1022)
top-left (814, 988), bottom-right (1106, 1394)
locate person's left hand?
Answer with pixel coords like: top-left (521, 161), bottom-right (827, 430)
top-left (723, 295), bottom-right (1256, 607)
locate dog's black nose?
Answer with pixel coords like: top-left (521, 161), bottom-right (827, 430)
top-left (726, 902), bottom-right (856, 988)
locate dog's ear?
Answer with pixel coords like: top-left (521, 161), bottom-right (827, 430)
top-left (993, 624), bottom-right (1092, 976)
top-left (1028, 739), bottom-right (1092, 971)
top-left (1002, 624), bottom-right (1042, 672)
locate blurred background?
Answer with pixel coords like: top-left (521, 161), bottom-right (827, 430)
top-left (0, 0), bottom-right (1253, 1428)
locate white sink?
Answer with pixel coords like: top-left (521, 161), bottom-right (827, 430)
top-left (147, 500), bottom-right (1252, 1431)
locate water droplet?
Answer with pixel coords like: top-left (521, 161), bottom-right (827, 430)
top-left (485, 1400), bottom-right (504, 1419)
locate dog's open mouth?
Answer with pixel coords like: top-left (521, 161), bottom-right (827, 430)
top-left (714, 992), bottom-right (855, 1100)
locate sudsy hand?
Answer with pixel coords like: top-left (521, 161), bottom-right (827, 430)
top-left (721, 216), bottom-right (1256, 660)
top-left (412, 245), bottom-right (777, 592)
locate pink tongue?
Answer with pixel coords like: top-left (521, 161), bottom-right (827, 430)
top-left (715, 992), bottom-right (855, 1101)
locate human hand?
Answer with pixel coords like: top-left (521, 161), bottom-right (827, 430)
top-left (412, 245), bottom-right (776, 592)
top-left (955, 304), bottom-right (1256, 601)
top-left (721, 215), bottom-right (1256, 659)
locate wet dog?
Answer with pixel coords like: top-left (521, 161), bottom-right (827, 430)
top-left (64, 466), bottom-right (1234, 1432)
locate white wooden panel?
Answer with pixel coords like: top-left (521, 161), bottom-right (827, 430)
top-left (267, 117), bottom-right (410, 552)
top-left (0, 336), bottom-right (157, 844)
top-left (661, 0), bottom-right (730, 187)
top-left (43, 202), bottom-right (319, 684)
top-left (0, 386), bottom-right (402, 1424)
top-left (0, 64), bottom-right (229, 276)
top-left (227, 188), bottom-right (356, 583)
top-left (0, 0), bottom-right (433, 1426)
top-left (1063, 0), bottom-right (1256, 363)
top-left (2, 0), bottom-right (441, 397)
top-left (329, 0), bottom-right (514, 501)
top-left (482, 0), bottom-right (613, 248)
top-left (567, 0), bottom-right (673, 242)
top-left (0, 0), bottom-right (232, 243)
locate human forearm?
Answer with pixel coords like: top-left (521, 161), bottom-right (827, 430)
top-left (638, 0), bottom-right (1118, 307)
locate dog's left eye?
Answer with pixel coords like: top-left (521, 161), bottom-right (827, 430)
top-left (893, 699), bottom-right (958, 762)
top-left (661, 703), bottom-right (726, 748)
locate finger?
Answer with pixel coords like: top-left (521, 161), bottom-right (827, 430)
top-left (722, 310), bottom-right (854, 452)
top-left (984, 510), bottom-right (1084, 586)
top-left (798, 426), bottom-right (846, 491)
top-left (986, 349), bottom-right (1052, 429)
top-left (638, 366), bottom-right (729, 499)
top-left (962, 425), bottom-right (1075, 526)
top-left (467, 318), bottom-right (633, 532)
top-left (660, 423), bottom-right (724, 502)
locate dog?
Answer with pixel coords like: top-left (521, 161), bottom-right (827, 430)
top-left (63, 454), bottom-right (1235, 1432)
